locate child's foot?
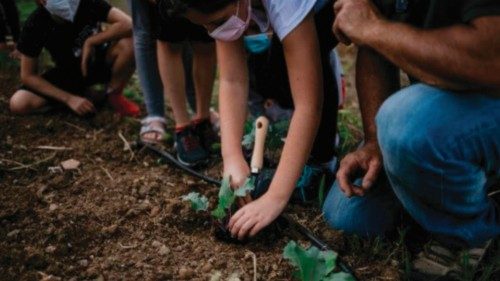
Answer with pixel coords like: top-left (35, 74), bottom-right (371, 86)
top-left (175, 125), bottom-right (209, 167)
top-left (193, 118), bottom-right (220, 154)
top-left (140, 117), bottom-right (167, 145)
top-left (107, 88), bottom-right (140, 117)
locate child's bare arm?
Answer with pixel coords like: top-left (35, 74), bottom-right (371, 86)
top-left (20, 55), bottom-right (95, 115)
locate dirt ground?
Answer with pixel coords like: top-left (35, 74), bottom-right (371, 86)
top-left (0, 47), bottom-right (407, 280)
top-left (1, 43), bottom-right (498, 280)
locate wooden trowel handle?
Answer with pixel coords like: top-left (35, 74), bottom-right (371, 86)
top-left (251, 116), bottom-right (269, 173)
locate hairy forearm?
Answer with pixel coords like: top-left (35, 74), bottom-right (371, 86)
top-left (356, 47), bottom-right (399, 142)
top-left (22, 75), bottom-right (74, 104)
top-left (365, 17), bottom-right (500, 92)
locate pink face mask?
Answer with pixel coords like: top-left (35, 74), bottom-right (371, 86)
top-left (209, 0), bottom-right (252, 42)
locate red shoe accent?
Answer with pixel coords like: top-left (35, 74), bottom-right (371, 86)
top-left (108, 93), bottom-right (140, 117)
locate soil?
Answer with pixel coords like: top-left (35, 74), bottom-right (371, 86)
top-left (0, 61), bottom-right (402, 281)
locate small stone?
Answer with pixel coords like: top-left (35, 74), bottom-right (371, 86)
top-left (178, 267), bottom-right (193, 279)
top-left (158, 245), bottom-right (170, 256)
top-left (94, 275), bottom-right (105, 281)
top-left (150, 206), bottom-right (160, 217)
top-left (7, 229), bottom-right (20, 238)
top-left (45, 245), bottom-right (57, 254)
top-left (49, 204), bottom-right (58, 211)
top-left (61, 159), bottom-right (81, 170)
top-left (78, 259), bottom-right (89, 267)
top-left (201, 262), bottom-right (213, 273)
top-left (151, 241), bottom-right (162, 248)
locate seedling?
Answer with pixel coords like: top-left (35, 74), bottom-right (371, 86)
top-left (283, 241), bottom-right (355, 281)
top-left (181, 192), bottom-right (209, 212)
top-left (181, 176), bottom-right (255, 243)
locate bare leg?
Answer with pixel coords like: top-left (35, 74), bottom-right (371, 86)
top-left (9, 89), bottom-right (49, 115)
top-left (105, 37), bottom-right (140, 117)
top-left (191, 42), bottom-right (216, 120)
top-left (157, 41), bottom-right (191, 127)
top-left (106, 37), bottom-right (136, 91)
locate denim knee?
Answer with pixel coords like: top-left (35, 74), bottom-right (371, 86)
top-left (322, 179), bottom-right (401, 237)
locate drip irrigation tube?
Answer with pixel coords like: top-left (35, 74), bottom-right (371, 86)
top-left (138, 142), bottom-right (357, 279)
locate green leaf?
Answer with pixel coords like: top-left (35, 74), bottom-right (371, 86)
top-left (234, 177), bottom-right (255, 197)
top-left (242, 127), bottom-right (255, 149)
top-left (283, 241), bottom-right (348, 281)
top-left (318, 174), bottom-right (326, 207)
top-left (211, 177), bottom-right (235, 220)
top-left (181, 192), bottom-right (208, 212)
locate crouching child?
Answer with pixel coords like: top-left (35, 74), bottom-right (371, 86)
top-left (10, 0), bottom-right (139, 117)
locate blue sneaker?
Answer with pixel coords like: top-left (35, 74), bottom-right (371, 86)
top-left (175, 125), bottom-right (209, 167)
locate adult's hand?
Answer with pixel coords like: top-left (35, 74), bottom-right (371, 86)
top-left (333, 0), bottom-right (384, 45)
top-left (66, 95), bottom-right (96, 116)
top-left (336, 141), bottom-right (383, 197)
top-left (81, 38), bottom-right (96, 77)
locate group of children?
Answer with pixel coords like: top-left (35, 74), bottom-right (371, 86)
top-left (5, 2), bottom-right (499, 279)
top-left (5, 0), bottom-right (343, 238)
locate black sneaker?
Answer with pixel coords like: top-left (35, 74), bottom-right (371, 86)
top-left (175, 125), bottom-right (209, 167)
top-left (409, 240), bottom-right (492, 281)
top-left (193, 118), bottom-right (220, 154)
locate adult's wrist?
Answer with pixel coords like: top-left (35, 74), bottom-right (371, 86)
top-left (361, 18), bottom-right (391, 48)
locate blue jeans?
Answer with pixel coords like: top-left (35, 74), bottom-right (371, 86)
top-left (323, 84), bottom-right (500, 247)
top-left (127, 0), bottom-right (164, 117)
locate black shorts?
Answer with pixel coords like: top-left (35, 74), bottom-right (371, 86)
top-left (20, 44), bottom-right (112, 102)
top-left (155, 10), bottom-right (213, 43)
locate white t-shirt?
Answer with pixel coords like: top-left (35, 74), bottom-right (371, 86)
top-left (259, 0), bottom-right (329, 40)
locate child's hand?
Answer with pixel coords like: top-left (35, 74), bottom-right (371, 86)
top-left (223, 156), bottom-right (252, 206)
top-left (66, 95), bottom-right (96, 116)
top-left (228, 193), bottom-right (287, 240)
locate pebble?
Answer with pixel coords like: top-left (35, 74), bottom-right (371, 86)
top-left (150, 206), bottom-right (160, 217)
top-left (78, 259), bottom-right (89, 267)
top-left (201, 262), bottom-right (213, 273)
top-left (158, 245), bottom-right (170, 256)
top-left (45, 245), bottom-right (57, 254)
top-left (7, 229), bottom-right (20, 238)
top-left (49, 204), bottom-right (58, 211)
top-left (151, 240), bottom-right (162, 248)
top-left (178, 267), bottom-right (194, 280)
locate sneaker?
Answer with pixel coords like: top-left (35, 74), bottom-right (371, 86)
top-left (410, 240), bottom-right (492, 281)
top-left (193, 118), bottom-right (220, 154)
top-left (107, 90), bottom-right (140, 117)
top-left (175, 125), bottom-right (209, 167)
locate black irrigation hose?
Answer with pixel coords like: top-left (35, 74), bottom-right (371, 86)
top-left (138, 141), bottom-right (357, 279)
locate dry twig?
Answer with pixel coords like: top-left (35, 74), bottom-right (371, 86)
top-left (63, 121), bottom-right (86, 132)
top-left (245, 251), bottom-right (257, 281)
top-left (8, 153), bottom-right (56, 171)
top-left (100, 166), bottom-right (114, 181)
top-left (36, 146), bottom-right (73, 151)
top-left (118, 132), bottom-right (136, 161)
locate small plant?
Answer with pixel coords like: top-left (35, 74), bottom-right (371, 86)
top-left (283, 241), bottom-right (355, 281)
top-left (181, 176), bottom-right (256, 218)
top-left (181, 176), bottom-right (255, 240)
top-left (211, 176), bottom-right (255, 219)
top-left (181, 192), bottom-right (209, 212)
